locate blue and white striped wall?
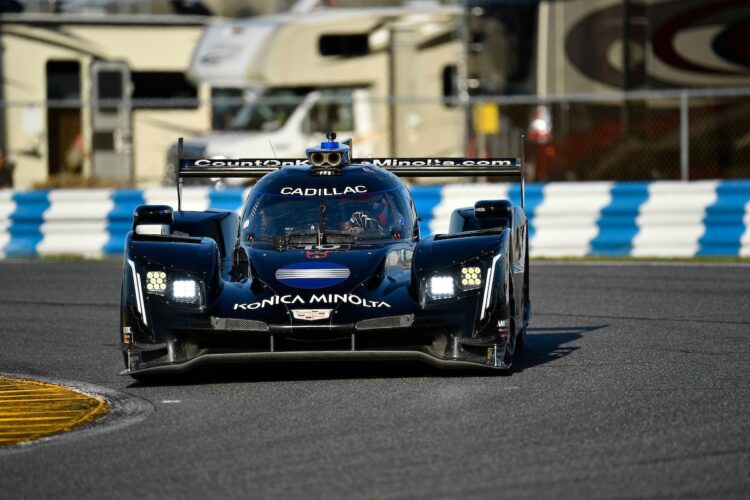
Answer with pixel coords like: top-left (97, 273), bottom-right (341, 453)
top-left (1, 180), bottom-right (749, 259)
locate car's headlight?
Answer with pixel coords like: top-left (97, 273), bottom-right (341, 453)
top-left (427, 275), bottom-right (456, 299)
top-left (459, 266), bottom-right (482, 290)
top-left (424, 262), bottom-right (484, 302)
top-left (172, 280), bottom-right (199, 303)
top-left (144, 270), bottom-right (202, 306)
top-left (145, 271), bottom-right (168, 294)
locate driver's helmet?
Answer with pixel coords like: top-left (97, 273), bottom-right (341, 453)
top-left (336, 195), bottom-right (388, 233)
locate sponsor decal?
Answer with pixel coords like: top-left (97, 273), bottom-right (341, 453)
top-left (122, 326), bottom-right (132, 345)
top-left (189, 157), bottom-right (517, 169)
top-left (292, 309), bottom-right (332, 321)
top-left (234, 294), bottom-right (390, 310)
top-left (275, 262), bottom-right (350, 289)
top-left (306, 251), bottom-right (329, 260)
top-left (199, 44), bottom-right (242, 66)
top-left (296, 244), bottom-right (348, 251)
top-left (370, 158), bottom-right (513, 167)
top-left (193, 158), bottom-right (309, 167)
top-left (279, 185), bottom-right (367, 196)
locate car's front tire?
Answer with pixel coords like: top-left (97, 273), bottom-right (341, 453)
top-left (498, 263), bottom-right (516, 370)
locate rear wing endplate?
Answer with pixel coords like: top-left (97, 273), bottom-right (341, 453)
top-left (175, 137), bottom-right (526, 211)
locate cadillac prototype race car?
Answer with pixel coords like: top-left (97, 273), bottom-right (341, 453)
top-left (120, 134), bottom-right (530, 379)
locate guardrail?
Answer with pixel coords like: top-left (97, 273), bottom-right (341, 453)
top-left (1, 180), bottom-right (749, 259)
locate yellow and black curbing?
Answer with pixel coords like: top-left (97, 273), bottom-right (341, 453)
top-left (0, 376), bottom-right (110, 446)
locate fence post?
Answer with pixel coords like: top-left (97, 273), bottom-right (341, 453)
top-left (680, 91), bottom-right (689, 181)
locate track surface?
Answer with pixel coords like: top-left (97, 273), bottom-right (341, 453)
top-left (0, 261), bottom-right (748, 498)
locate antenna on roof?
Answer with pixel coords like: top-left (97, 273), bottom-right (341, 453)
top-left (327, 119), bottom-right (336, 142)
top-left (177, 137), bottom-right (184, 212)
top-left (519, 133), bottom-right (526, 210)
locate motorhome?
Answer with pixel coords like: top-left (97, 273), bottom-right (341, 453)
top-left (171, 4), bottom-right (464, 175)
top-left (0, 13), bottom-right (212, 188)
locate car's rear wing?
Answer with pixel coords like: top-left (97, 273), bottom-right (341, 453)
top-left (175, 137), bottom-right (526, 210)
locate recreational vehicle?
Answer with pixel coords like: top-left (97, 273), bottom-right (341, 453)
top-left (171, 5), bottom-right (464, 176)
top-left (0, 13), bottom-right (212, 188)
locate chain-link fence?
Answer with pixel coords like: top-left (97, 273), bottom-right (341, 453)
top-left (2, 87), bottom-right (749, 189)
top-left (468, 87), bottom-right (750, 182)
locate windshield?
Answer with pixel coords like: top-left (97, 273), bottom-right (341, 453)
top-left (211, 88), bottom-right (309, 133)
top-left (242, 186), bottom-right (416, 247)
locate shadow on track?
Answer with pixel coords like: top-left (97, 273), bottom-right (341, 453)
top-left (127, 361), bottom-right (443, 388)
top-left (127, 324), bottom-right (607, 387)
top-left (514, 325), bottom-right (608, 372)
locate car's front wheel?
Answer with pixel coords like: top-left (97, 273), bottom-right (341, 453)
top-left (498, 263), bottom-right (516, 370)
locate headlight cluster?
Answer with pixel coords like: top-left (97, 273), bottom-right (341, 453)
top-left (426, 264), bottom-right (483, 301)
top-left (144, 270), bottom-right (201, 304)
top-left (145, 271), bottom-right (167, 294)
top-left (427, 275), bottom-right (455, 299)
top-left (172, 280), bottom-right (198, 302)
top-left (460, 266), bottom-right (482, 288)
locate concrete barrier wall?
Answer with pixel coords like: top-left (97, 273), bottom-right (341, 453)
top-left (1, 180), bottom-right (749, 258)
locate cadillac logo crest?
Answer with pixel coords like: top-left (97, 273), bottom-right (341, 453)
top-left (292, 309), bottom-right (333, 321)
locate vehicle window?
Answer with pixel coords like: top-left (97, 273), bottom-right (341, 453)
top-left (211, 88), bottom-right (244, 130)
top-left (211, 87), bottom-right (310, 132)
top-left (242, 186), bottom-right (415, 246)
top-left (131, 72), bottom-right (198, 109)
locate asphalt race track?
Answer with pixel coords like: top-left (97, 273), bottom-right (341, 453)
top-left (0, 261), bottom-right (748, 499)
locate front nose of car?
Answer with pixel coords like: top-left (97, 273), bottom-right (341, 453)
top-left (249, 247), bottom-right (389, 296)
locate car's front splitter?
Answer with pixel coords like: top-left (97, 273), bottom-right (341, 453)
top-left (120, 348), bottom-right (510, 376)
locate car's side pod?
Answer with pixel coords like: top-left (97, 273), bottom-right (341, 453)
top-left (131, 205), bottom-right (239, 250)
top-left (449, 200), bottom-right (513, 234)
top-left (127, 206), bottom-right (240, 292)
top-left (411, 229), bottom-right (509, 296)
top-left (475, 199), bottom-right (513, 219)
top-left (132, 205), bottom-right (174, 236)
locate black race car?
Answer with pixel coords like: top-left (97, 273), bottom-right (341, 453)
top-left (120, 134), bottom-right (530, 379)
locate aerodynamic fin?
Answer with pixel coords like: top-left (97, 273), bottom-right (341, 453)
top-left (175, 136), bottom-right (526, 211)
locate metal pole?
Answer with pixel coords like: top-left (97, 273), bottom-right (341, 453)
top-left (458, 0), bottom-right (471, 155)
top-left (680, 91), bottom-right (689, 181)
top-left (621, 0), bottom-right (630, 137)
top-left (177, 137), bottom-right (183, 212)
top-left (0, 43), bottom-right (5, 156)
top-left (124, 85), bottom-right (133, 187)
top-left (520, 133), bottom-right (526, 210)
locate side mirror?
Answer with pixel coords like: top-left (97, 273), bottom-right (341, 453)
top-left (133, 205), bottom-right (173, 235)
top-left (474, 199), bottom-right (513, 219)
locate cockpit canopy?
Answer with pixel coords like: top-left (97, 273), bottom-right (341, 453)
top-left (241, 164), bottom-right (417, 247)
